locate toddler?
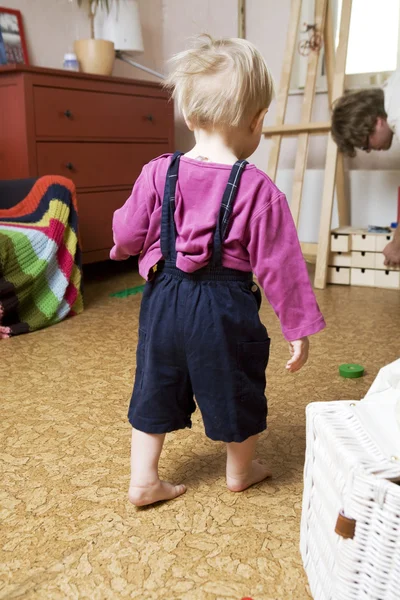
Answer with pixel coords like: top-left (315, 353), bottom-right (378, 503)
top-left (110, 35), bottom-right (326, 506)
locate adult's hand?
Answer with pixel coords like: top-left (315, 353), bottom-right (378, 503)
top-left (383, 239), bottom-right (400, 266)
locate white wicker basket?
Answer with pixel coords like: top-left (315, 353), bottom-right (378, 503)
top-left (300, 400), bottom-right (400, 600)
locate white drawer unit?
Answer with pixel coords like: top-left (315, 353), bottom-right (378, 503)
top-left (331, 233), bottom-right (350, 252)
top-left (375, 270), bottom-right (400, 289)
top-left (351, 251), bottom-right (376, 269)
top-left (375, 233), bottom-right (393, 252)
top-left (329, 252), bottom-right (352, 267)
top-left (329, 228), bottom-right (399, 288)
top-left (351, 233), bottom-right (376, 252)
top-left (328, 266), bottom-right (350, 285)
top-left (350, 268), bottom-right (375, 287)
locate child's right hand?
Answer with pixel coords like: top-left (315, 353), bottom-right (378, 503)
top-left (110, 245), bottom-right (129, 261)
top-left (286, 337), bottom-right (309, 373)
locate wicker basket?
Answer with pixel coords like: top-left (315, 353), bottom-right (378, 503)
top-left (300, 400), bottom-right (400, 600)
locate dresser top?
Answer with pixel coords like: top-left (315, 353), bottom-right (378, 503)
top-left (0, 64), bottom-right (164, 89)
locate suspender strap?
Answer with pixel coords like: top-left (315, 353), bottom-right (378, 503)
top-left (160, 151), bottom-right (183, 261)
top-left (210, 159), bottom-right (248, 267)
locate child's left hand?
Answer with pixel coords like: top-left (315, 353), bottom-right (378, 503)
top-left (286, 337), bottom-right (309, 373)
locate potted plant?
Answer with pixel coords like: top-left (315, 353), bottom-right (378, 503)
top-left (74, 0), bottom-right (116, 76)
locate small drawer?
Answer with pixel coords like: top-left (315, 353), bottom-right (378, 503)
top-left (374, 253), bottom-right (400, 271)
top-left (350, 268), bottom-right (375, 287)
top-left (328, 267), bottom-right (350, 285)
top-left (37, 141), bottom-right (170, 188)
top-left (375, 234), bottom-right (393, 252)
top-left (374, 270), bottom-right (400, 289)
top-left (351, 233), bottom-right (376, 252)
top-left (331, 234), bottom-right (350, 252)
top-left (329, 252), bottom-right (352, 267)
top-left (351, 251), bottom-right (376, 269)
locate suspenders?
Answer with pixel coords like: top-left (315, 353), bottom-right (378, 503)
top-left (160, 152), bottom-right (248, 268)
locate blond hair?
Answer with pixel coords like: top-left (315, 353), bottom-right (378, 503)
top-left (331, 89), bottom-right (386, 156)
top-left (164, 35), bottom-right (274, 130)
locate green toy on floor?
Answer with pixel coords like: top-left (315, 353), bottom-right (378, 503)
top-left (110, 285), bottom-right (145, 298)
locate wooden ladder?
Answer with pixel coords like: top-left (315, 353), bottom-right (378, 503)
top-left (262, 0), bottom-right (353, 289)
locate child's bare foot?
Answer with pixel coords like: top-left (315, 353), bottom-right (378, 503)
top-left (128, 480), bottom-right (186, 506)
top-left (226, 460), bottom-right (272, 492)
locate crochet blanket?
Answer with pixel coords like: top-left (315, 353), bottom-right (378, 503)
top-left (0, 176), bottom-right (83, 339)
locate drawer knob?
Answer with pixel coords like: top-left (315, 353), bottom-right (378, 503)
top-left (64, 109), bottom-right (73, 118)
top-left (65, 162), bottom-right (74, 171)
top-left (145, 114), bottom-right (154, 122)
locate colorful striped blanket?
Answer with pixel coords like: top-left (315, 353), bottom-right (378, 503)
top-left (0, 176), bottom-right (83, 339)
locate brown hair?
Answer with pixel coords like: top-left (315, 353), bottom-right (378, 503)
top-left (331, 89), bottom-right (386, 157)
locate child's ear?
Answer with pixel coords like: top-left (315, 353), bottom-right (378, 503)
top-left (250, 108), bottom-right (268, 132)
top-left (182, 110), bottom-right (195, 131)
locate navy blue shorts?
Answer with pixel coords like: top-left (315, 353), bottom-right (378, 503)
top-left (128, 265), bottom-right (270, 443)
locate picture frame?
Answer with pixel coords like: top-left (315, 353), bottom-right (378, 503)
top-left (0, 7), bottom-right (29, 66)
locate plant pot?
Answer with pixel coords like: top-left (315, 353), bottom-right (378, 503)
top-left (74, 39), bottom-right (115, 76)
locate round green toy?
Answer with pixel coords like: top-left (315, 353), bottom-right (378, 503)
top-left (339, 364), bottom-right (364, 378)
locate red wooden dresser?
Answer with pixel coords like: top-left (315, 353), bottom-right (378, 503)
top-left (0, 65), bottom-right (174, 263)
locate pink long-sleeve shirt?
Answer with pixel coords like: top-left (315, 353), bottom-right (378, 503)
top-left (111, 154), bottom-right (325, 341)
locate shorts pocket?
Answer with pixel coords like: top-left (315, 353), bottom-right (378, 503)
top-left (237, 338), bottom-right (270, 399)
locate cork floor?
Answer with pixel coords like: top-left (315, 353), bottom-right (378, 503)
top-left (2, 261), bottom-right (400, 600)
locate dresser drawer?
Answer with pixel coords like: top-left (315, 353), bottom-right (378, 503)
top-left (350, 268), bottom-right (375, 287)
top-left (374, 253), bottom-right (400, 271)
top-left (374, 269), bottom-right (400, 289)
top-left (375, 234), bottom-right (393, 252)
top-left (330, 233), bottom-right (350, 252)
top-left (351, 233), bottom-right (376, 252)
top-left (351, 251), bottom-right (376, 269)
top-left (329, 252), bottom-right (352, 267)
top-left (328, 267), bottom-right (350, 285)
top-left (36, 142), bottom-right (169, 188)
top-left (33, 86), bottom-right (171, 140)
top-left (78, 188), bottom-right (130, 254)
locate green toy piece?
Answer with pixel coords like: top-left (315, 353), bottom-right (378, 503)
top-left (110, 285), bottom-right (145, 298)
top-left (339, 364), bottom-right (365, 378)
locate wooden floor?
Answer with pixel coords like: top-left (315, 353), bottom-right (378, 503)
top-left (1, 261), bottom-right (399, 599)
